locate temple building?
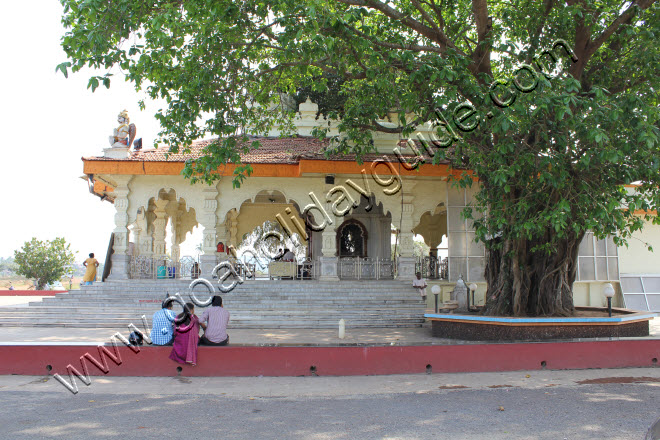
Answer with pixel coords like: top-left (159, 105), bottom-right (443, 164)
top-left (82, 100), bottom-right (659, 313)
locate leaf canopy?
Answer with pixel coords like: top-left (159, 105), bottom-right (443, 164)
top-left (59, 0), bottom-right (660, 250)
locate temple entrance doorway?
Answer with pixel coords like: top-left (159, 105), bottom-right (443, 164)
top-left (336, 196), bottom-right (394, 280)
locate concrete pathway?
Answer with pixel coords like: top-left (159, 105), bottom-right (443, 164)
top-left (0, 318), bottom-right (657, 346)
top-left (0, 368), bottom-right (659, 439)
top-left (0, 296), bottom-right (49, 307)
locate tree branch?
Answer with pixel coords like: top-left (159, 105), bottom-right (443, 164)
top-left (470, 0), bottom-right (493, 82)
top-left (331, 23), bottom-right (445, 54)
top-left (586, 0), bottom-right (656, 59)
top-left (526, 0), bottom-right (555, 63)
top-left (409, 0), bottom-right (444, 49)
top-left (335, 0), bottom-right (462, 55)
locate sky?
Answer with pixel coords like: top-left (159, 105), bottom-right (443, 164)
top-left (0, 1), bottom-right (169, 264)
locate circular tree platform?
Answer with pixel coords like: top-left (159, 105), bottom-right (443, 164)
top-left (425, 307), bottom-right (657, 341)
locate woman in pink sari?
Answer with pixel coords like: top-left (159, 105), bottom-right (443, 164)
top-left (169, 302), bottom-right (200, 366)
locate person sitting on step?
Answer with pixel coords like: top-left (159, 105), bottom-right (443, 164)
top-left (282, 248), bottom-right (295, 262)
top-left (199, 295), bottom-right (230, 346)
top-left (169, 302), bottom-right (200, 365)
top-left (150, 298), bottom-right (176, 346)
top-left (413, 272), bottom-right (428, 304)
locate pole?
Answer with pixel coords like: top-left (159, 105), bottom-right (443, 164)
top-left (607, 297), bottom-right (612, 317)
top-left (434, 294), bottom-right (439, 313)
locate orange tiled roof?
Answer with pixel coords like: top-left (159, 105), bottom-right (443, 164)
top-left (83, 136), bottom-right (450, 165)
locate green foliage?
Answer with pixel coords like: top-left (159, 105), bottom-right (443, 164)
top-left (58, 0), bottom-right (660, 312)
top-left (13, 238), bottom-right (76, 290)
top-left (293, 73), bottom-right (348, 119)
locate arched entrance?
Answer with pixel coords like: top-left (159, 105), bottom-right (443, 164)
top-left (335, 197), bottom-right (394, 280)
top-left (128, 188), bottom-right (201, 279)
top-left (412, 203), bottom-right (448, 280)
top-left (227, 189), bottom-right (312, 279)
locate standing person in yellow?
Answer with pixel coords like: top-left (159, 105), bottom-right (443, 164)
top-left (82, 253), bottom-right (99, 286)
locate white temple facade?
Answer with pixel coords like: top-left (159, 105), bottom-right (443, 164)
top-left (82, 101), bottom-right (660, 311)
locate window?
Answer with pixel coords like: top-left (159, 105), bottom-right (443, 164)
top-left (576, 232), bottom-right (619, 282)
top-left (620, 275), bottom-right (660, 312)
top-left (447, 187), bottom-right (485, 282)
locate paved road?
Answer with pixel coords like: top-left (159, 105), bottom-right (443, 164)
top-left (1, 368), bottom-right (659, 439)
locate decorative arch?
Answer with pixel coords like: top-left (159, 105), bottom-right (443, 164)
top-left (336, 218), bottom-right (368, 258)
top-left (133, 187), bottom-right (199, 257)
top-left (217, 187), bottom-right (306, 227)
top-left (412, 203), bottom-right (447, 249)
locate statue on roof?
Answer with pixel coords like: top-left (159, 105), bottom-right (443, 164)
top-left (109, 109), bottom-right (137, 148)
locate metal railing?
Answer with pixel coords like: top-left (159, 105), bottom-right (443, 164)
top-left (415, 256), bottom-right (449, 280)
top-left (129, 255), bottom-right (200, 280)
top-left (215, 255), bottom-right (320, 280)
top-left (339, 257), bottom-right (394, 280)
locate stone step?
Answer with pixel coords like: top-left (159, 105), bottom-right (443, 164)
top-left (0, 315), bottom-right (424, 322)
top-left (8, 308), bottom-right (422, 315)
top-left (75, 289), bottom-right (411, 294)
top-left (43, 293), bottom-right (420, 299)
top-left (0, 315), bottom-right (425, 322)
top-left (1, 279), bottom-right (425, 329)
top-left (28, 299), bottom-right (422, 306)
top-left (0, 313), bottom-right (423, 321)
top-left (0, 323), bottom-right (424, 329)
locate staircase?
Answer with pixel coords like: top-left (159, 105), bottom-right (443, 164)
top-left (0, 279), bottom-right (426, 329)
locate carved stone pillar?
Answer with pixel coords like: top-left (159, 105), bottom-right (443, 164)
top-left (152, 200), bottom-right (168, 257)
top-left (132, 223), bottom-right (142, 257)
top-left (108, 176), bottom-right (132, 280)
top-left (227, 209), bottom-right (239, 247)
top-left (215, 222), bottom-right (230, 263)
top-left (397, 187), bottom-right (416, 280)
top-left (139, 234), bottom-right (154, 257)
top-left (199, 187), bottom-right (219, 278)
top-left (170, 208), bottom-right (183, 262)
top-left (381, 218), bottom-right (391, 260)
top-left (135, 207), bottom-right (152, 257)
top-left (319, 209), bottom-right (339, 280)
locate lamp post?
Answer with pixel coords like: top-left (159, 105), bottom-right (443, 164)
top-left (431, 285), bottom-right (441, 313)
top-left (468, 283), bottom-right (477, 311)
top-left (603, 283), bottom-right (615, 317)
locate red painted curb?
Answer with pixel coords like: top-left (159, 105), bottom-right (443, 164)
top-left (1, 340), bottom-right (658, 378)
top-left (0, 290), bottom-right (60, 296)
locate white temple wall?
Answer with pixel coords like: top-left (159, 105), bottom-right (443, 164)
top-left (619, 218), bottom-right (660, 275)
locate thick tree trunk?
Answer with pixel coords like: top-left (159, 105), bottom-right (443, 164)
top-left (482, 232), bottom-right (583, 316)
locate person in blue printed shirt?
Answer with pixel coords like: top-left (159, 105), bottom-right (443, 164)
top-left (150, 299), bottom-right (177, 345)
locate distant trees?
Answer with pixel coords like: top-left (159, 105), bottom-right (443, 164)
top-left (0, 257), bottom-right (16, 276)
top-left (13, 238), bottom-right (76, 290)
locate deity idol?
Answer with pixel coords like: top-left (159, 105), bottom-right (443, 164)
top-left (109, 110), bottom-right (137, 148)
